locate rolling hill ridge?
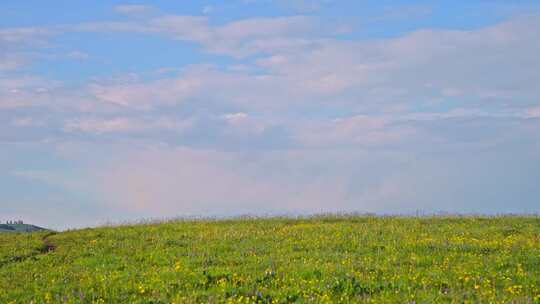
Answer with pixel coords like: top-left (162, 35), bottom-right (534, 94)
top-left (0, 223), bottom-right (47, 233)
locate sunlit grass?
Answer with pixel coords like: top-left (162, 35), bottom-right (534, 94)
top-left (1, 216), bottom-right (540, 303)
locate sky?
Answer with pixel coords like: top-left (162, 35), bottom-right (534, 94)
top-left (1, 0), bottom-right (540, 229)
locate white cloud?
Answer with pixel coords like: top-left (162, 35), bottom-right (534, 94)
top-left (64, 117), bottom-right (137, 134)
top-left (2, 5), bottom-right (540, 227)
top-left (150, 15), bottom-right (320, 57)
top-left (0, 27), bottom-right (51, 45)
top-left (11, 117), bottom-right (41, 127)
top-left (89, 73), bottom-right (203, 109)
top-left (243, 0), bottom-right (332, 13)
top-left (74, 14), bottom-right (322, 57)
top-left (296, 115), bottom-right (419, 147)
top-left (114, 4), bottom-right (155, 14)
top-left (82, 13), bottom-right (540, 114)
top-left (64, 117), bottom-right (193, 134)
top-left (222, 112), bottom-right (249, 124)
top-left (255, 14), bottom-right (540, 109)
top-left (0, 75), bottom-right (60, 108)
top-left (65, 10), bottom-right (538, 112)
top-left (66, 51), bottom-right (89, 60)
top-left (0, 27), bottom-right (53, 71)
top-left (3, 13), bottom-right (539, 152)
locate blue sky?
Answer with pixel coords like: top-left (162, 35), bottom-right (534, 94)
top-left (1, 1), bottom-right (540, 229)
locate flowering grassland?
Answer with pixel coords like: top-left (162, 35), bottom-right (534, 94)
top-left (0, 232), bottom-right (48, 267)
top-left (1, 216), bottom-right (540, 303)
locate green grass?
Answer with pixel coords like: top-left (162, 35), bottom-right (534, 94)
top-left (0, 231), bottom-right (49, 267)
top-left (1, 216), bottom-right (540, 303)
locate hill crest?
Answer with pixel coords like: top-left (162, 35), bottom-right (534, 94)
top-left (0, 223), bottom-right (47, 233)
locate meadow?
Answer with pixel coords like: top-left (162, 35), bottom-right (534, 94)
top-left (1, 216), bottom-right (539, 303)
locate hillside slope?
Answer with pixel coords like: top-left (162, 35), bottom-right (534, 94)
top-left (0, 223), bottom-right (47, 233)
top-left (1, 216), bottom-right (539, 303)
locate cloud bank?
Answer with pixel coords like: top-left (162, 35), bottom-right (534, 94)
top-left (1, 3), bottom-right (539, 228)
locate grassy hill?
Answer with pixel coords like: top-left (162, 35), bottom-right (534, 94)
top-left (1, 216), bottom-right (539, 303)
top-left (0, 223), bottom-right (47, 233)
